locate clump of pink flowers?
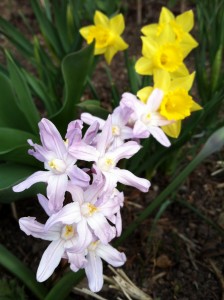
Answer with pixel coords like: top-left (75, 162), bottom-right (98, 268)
top-left (13, 89), bottom-right (170, 292)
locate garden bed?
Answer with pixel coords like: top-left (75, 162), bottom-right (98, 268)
top-left (1, 1), bottom-right (224, 299)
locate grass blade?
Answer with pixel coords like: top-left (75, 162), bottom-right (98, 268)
top-left (45, 270), bottom-right (84, 300)
top-left (0, 244), bottom-right (47, 299)
top-left (115, 126), bottom-right (224, 245)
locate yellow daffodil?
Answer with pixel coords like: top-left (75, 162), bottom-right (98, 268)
top-left (137, 70), bottom-right (202, 138)
top-left (135, 24), bottom-right (190, 77)
top-left (141, 7), bottom-right (198, 56)
top-left (79, 10), bottom-right (128, 64)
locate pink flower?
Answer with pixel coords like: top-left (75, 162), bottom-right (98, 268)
top-left (121, 89), bottom-right (172, 147)
top-left (19, 201), bottom-right (92, 282)
top-left (66, 183), bottom-right (117, 244)
top-left (13, 118), bottom-right (99, 212)
top-left (81, 106), bottom-right (134, 148)
top-left (85, 240), bottom-right (126, 292)
top-left (92, 116), bottom-right (151, 193)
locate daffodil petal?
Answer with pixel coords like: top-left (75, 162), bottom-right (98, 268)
top-left (135, 56), bottom-right (153, 75)
top-left (180, 33), bottom-right (198, 57)
top-left (176, 10), bottom-right (194, 32)
top-left (137, 86), bottom-right (153, 103)
top-left (104, 46), bottom-right (117, 64)
top-left (95, 47), bottom-right (106, 55)
top-left (158, 24), bottom-right (176, 44)
top-left (113, 35), bottom-right (128, 51)
top-left (170, 72), bottom-right (195, 92)
top-left (171, 63), bottom-right (189, 78)
top-left (159, 7), bottom-right (174, 23)
top-left (79, 25), bottom-right (95, 42)
top-left (153, 69), bottom-right (171, 91)
top-left (191, 101), bottom-right (202, 112)
top-left (141, 36), bottom-right (157, 57)
top-left (141, 23), bottom-right (158, 37)
top-left (162, 121), bottom-right (181, 138)
top-left (94, 11), bottom-right (109, 27)
top-left (109, 14), bottom-right (125, 35)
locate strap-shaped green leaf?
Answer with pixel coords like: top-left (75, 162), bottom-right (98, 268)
top-left (23, 70), bottom-right (58, 116)
top-left (31, 0), bottom-right (64, 59)
top-left (0, 244), bottom-right (47, 299)
top-left (0, 128), bottom-right (37, 155)
top-left (52, 1), bottom-right (70, 53)
top-left (45, 270), bottom-right (84, 300)
top-left (0, 16), bottom-right (33, 58)
top-left (51, 42), bottom-right (94, 134)
top-left (77, 100), bottom-right (109, 119)
top-left (0, 126), bottom-right (40, 166)
top-left (116, 126), bottom-right (224, 246)
top-left (0, 162), bottom-right (44, 203)
top-left (0, 72), bottom-right (32, 131)
top-left (6, 52), bottom-right (40, 134)
top-left (0, 145), bottom-right (41, 167)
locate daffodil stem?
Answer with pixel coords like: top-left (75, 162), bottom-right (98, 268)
top-left (104, 64), bottom-right (120, 107)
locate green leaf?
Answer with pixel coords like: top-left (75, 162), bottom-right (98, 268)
top-left (0, 72), bottom-right (31, 131)
top-left (52, 1), bottom-right (70, 53)
top-left (211, 46), bottom-right (223, 92)
top-left (0, 128), bottom-right (37, 155)
top-left (6, 52), bottom-right (40, 134)
top-left (51, 43), bottom-right (94, 133)
top-left (0, 162), bottom-right (44, 203)
top-left (23, 69), bottom-right (58, 115)
top-left (115, 126), bottom-right (224, 245)
top-left (0, 244), bottom-right (47, 299)
top-left (0, 145), bottom-right (41, 167)
top-left (124, 50), bottom-right (141, 94)
top-left (0, 128), bottom-right (40, 167)
top-left (31, 0), bottom-right (64, 58)
top-left (45, 270), bottom-right (84, 300)
top-left (96, 0), bottom-right (119, 15)
top-left (0, 278), bottom-right (27, 300)
top-left (0, 16), bottom-right (33, 58)
top-left (77, 100), bottom-right (109, 119)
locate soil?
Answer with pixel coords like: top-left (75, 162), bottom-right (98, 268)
top-left (1, 1), bottom-right (224, 300)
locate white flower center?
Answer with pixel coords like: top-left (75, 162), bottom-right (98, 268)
top-left (48, 158), bottom-right (67, 174)
top-left (112, 125), bottom-right (121, 136)
top-left (141, 111), bottom-right (152, 125)
top-left (81, 202), bottom-right (98, 217)
top-left (61, 225), bottom-right (75, 240)
top-left (88, 240), bottom-right (100, 251)
top-left (98, 156), bottom-right (115, 172)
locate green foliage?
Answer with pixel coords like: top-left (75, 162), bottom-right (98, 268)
top-left (51, 43), bottom-right (95, 134)
top-left (116, 126), bottom-right (224, 245)
top-left (0, 0), bottom-right (95, 202)
top-left (0, 279), bottom-right (27, 300)
top-left (0, 163), bottom-right (44, 203)
top-left (77, 100), bottom-right (109, 119)
top-left (1, 1), bottom-right (224, 298)
top-left (6, 52), bottom-right (40, 134)
top-left (0, 244), bottom-right (47, 300)
top-left (44, 270), bottom-right (85, 300)
top-left (43, 127), bottom-right (224, 296)
top-left (195, 0), bottom-right (224, 104)
top-left (80, 0), bottom-right (121, 20)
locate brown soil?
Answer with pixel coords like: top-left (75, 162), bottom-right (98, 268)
top-left (1, 1), bottom-right (224, 300)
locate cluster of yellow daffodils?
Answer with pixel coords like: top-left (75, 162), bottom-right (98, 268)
top-left (135, 7), bottom-right (201, 138)
top-left (80, 10), bottom-right (128, 64)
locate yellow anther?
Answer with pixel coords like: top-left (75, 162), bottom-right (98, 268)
top-left (61, 224), bottom-right (75, 240)
top-left (87, 203), bottom-right (98, 215)
top-left (49, 160), bottom-right (57, 169)
top-left (112, 125), bottom-right (120, 136)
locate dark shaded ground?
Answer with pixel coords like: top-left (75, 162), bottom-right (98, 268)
top-left (1, 1), bottom-right (224, 299)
